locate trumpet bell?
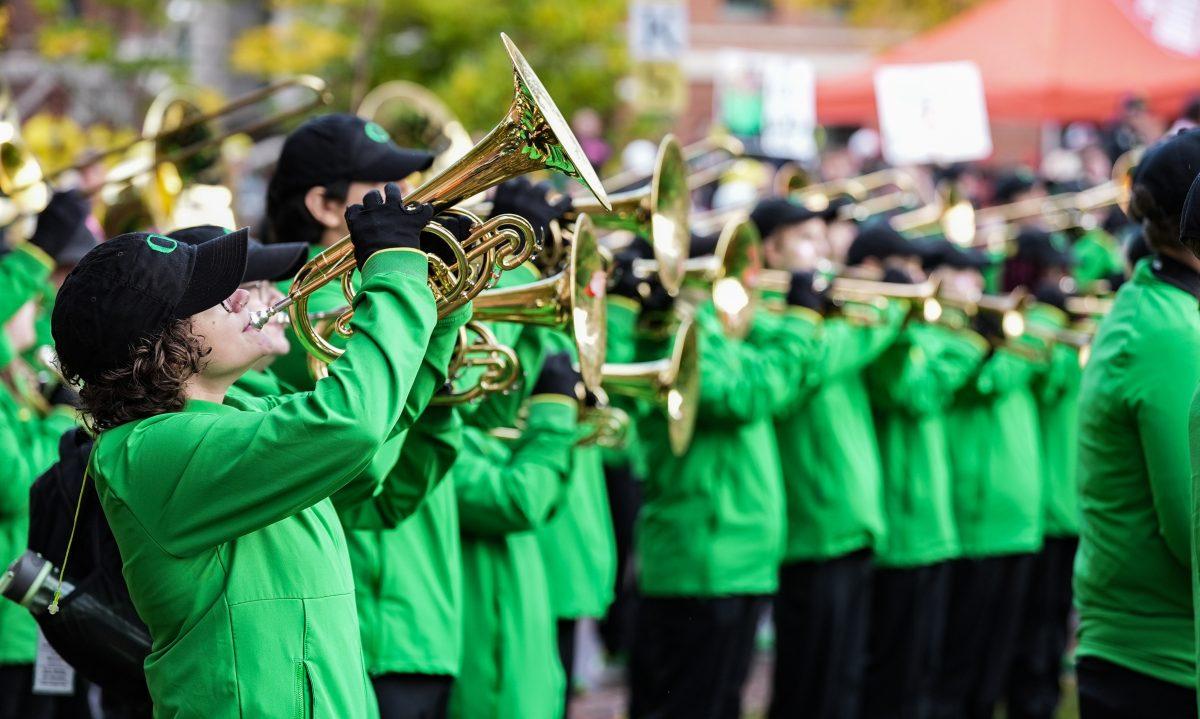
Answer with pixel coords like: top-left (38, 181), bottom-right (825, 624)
top-left (709, 217), bottom-right (763, 338)
top-left (472, 213), bottom-right (608, 391)
top-left (601, 318), bottom-right (699, 456)
top-left (0, 120), bottom-right (50, 226)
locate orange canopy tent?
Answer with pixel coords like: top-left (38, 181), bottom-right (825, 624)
top-left (817, 0), bottom-right (1200, 125)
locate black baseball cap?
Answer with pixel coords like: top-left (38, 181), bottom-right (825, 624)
top-left (167, 225), bottom-right (307, 282)
top-left (1132, 128), bottom-right (1200, 224)
top-left (52, 229), bottom-right (248, 383)
top-left (750, 198), bottom-right (822, 240)
top-left (993, 168), bottom-right (1039, 204)
top-left (845, 220), bottom-right (919, 266)
top-left (1014, 228), bottom-right (1074, 268)
top-left (267, 114), bottom-right (434, 201)
top-left (920, 238), bottom-right (991, 272)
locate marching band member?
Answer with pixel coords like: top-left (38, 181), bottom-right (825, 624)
top-left (629, 214), bottom-right (822, 719)
top-left (1076, 130), bottom-right (1200, 717)
top-left (765, 212), bottom-right (908, 719)
top-left (50, 183), bottom-right (437, 717)
top-left (862, 240), bottom-right (990, 719)
top-left (449, 334), bottom-right (581, 719)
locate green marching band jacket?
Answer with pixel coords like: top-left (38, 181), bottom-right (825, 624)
top-left (634, 302), bottom-right (821, 597)
top-left (1079, 258), bottom-right (1199, 689)
top-left (1026, 303), bottom-right (1082, 539)
top-left (90, 249), bottom-right (436, 718)
top-left (534, 330), bottom-right (616, 622)
top-left (0, 242), bottom-right (76, 666)
top-left (449, 313), bottom-right (577, 719)
top-left (775, 301), bottom-right (907, 565)
top-left (866, 319), bottom-right (990, 568)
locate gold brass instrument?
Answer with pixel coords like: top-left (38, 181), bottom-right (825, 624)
top-left (0, 114), bottom-right (51, 229)
top-left (891, 184), bottom-right (977, 246)
top-left (1065, 294), bottom-right (1113, 317)
top-left (357, 81), bottom-right (475, 182)
top-left (430, 320), bottom-right (522, 405)
top-left (566, 135), bottom-right (690, 296)
top-left (603, 131), bottom-right (743, 193)
top-left (250, 33), bottom-right (611, 368)
top-left (601, 318), bottom-right (700, 456)
top-left (470, 214), bottom-right (608, 391)
top-left (932, 289), bottom-right (1029, 340)
top-left (636, 215), bottom-right (763, 338)
top-left (488, 390), bottom-right (631, 448)
top-left (757, 268), bottom-right (942, 323)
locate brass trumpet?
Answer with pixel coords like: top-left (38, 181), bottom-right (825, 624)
top-left (756, 267), bottom-right (941, 323)
top-left (470, 214), bottom-right (608, 391)
top-left (250, 33), bottom-right (611, 366)
top-left (601, 318), bottom-right (700, 456)
top-left (1065, 294), bottom-right (1113, 317)
top-left (603, 131), bottom-right (743, 193)
top-left (932, 289), bottom-right (1029, 339)
top-left (430, 320), bottom-right (522, 405)
top-left (566, 135), bottom-right (690, 296)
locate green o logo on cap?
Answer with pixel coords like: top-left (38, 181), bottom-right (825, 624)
top-left (146, 234), bottom-right (178, 254)
top-left (364, 121), bottom-right (391, 144)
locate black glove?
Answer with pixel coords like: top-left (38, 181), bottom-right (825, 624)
top-left (531, 351), bottom-right (581, 399)
top-left (345, 183), bottom-right (433, 271)
top-left (421, 212), bottom-right (475, 267)
top-left (491, 177), bottom-right (572, 247)
top-left (882, 267), bottom-right (915, 284)
top-left (30, 190), bottom-right (89, 263)
top-left (608, 242), bottom-right (652, 302)
top-left (786, 271), bottom-right (828, 312)
top-left (1033, 280), bottom-right (1069, 311)
top-left (972, 311), bottom-right (1005, 342)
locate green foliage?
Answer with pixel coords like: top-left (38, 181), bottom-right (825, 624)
top-left (236, 0), bottom-right (627, 133)
top-left (787, 0), bottom-right (984, 30)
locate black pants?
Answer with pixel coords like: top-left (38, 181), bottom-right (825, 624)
top-left (628, 594), bottom-right (765, 719)
top-left (372, 673), bottom-right (453, 719)
top-left (1077, 656), bottom-right (1198, 719)
top-left (557, 618), bottom-right (577, 717)
top-left (769, 549), bottom-right (873, 719)
top-left (1007, 536), bottom-right (1079, 719)
top-left (931, 553), bottom-right (1035, 719)
top-left (862, 562), bottom-right (951, 719)
top-left (598, 461), bottom-right (642, 659)
top-left (0, 664), bottom-right (92, 719)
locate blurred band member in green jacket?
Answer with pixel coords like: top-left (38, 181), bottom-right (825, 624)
top-left (627, 207), bottom-right (823, 719)
top-left (765, 212), bottom-right (909, 719)
top-left (862, 240), bottom-right (990, 719)
top-left (1001, 236), bottom-right (1083, 719)
top-left (0, 189), bottom-right (95, 716)
top-left (1077, 130), bottom-right (1200, 717)
top-left (53, 185), bottom-right (439, 718)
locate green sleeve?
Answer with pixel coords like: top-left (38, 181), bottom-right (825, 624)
top-left (0, 245), bottom-right (53, 322)
top-left (94, 249), bottom-right (438, 558)
top-left (455, 396), bottom-right (577, 536)
top-left (697, 308), bottom-right (821, 424)
top-left (974, 345), bottom-right (1041, 397)
top-left (399, 302), bottom-right (472, 432)
top-left (606, 297), bottom-right (640, 364)
top-left (811, 300), bottom-right (908, 384)
top-left (1131, 327), bottom-right (1200, 567)
top-left (0, 404), bottom-right (33, 521)
top-left (339, 405), bottom-right (463, 529)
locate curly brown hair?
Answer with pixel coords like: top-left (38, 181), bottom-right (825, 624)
top-left (62, 319), bottom-right (210, 433)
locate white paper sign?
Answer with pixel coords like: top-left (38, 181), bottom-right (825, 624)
top-left (33, 630), bottom-right (75, 696)
top-left (629, 1), bottom-right (689, 62)
top-left (760, 55), bottom-right (817, 161)
top-left (874, 61), bottom-right (992, 165)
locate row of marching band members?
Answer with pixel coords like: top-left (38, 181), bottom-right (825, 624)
top-left (0, 48), bottom-right (1165, 719)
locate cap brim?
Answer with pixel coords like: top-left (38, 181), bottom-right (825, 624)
top-left (176, 227), bottom-right (250, 317)
top-left (354, 145), bottom-right (435, 184)
top-left (245, 241), bottom-right (308, 283)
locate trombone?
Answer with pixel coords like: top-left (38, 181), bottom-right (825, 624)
top-left (250, 33), bottom-right (611, 367)
top-left (601, 318), bottom-right (700, 456)
top-left (602, 131), bottom-right (743, 193)
top-left (931, 289), bottom-right (1030, 340)
top-left (565, 135), bottom-right (691, 296)
top-left (488, 391), bottom-right (632, 449)
top-left (469, 213), bottom-right (609, 392)
top-left (756, 268), bottom-right (942, 324)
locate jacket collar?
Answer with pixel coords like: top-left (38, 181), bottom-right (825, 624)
top-left (1150, 254), bottom-right (1200, 301)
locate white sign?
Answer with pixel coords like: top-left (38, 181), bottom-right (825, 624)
top-left (761, 55), bottom-right (817, 161)
top-left (874, 61), bottom-right (992, 165)
top-left (33, 631), bottom-right (75, 696)
top-left (714, 50), bottom-right (817, 161)
top-left (629, 2), bottom-right (689, 62)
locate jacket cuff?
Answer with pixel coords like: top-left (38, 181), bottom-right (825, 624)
top-left (362, 247), bottom-right (429, 281)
